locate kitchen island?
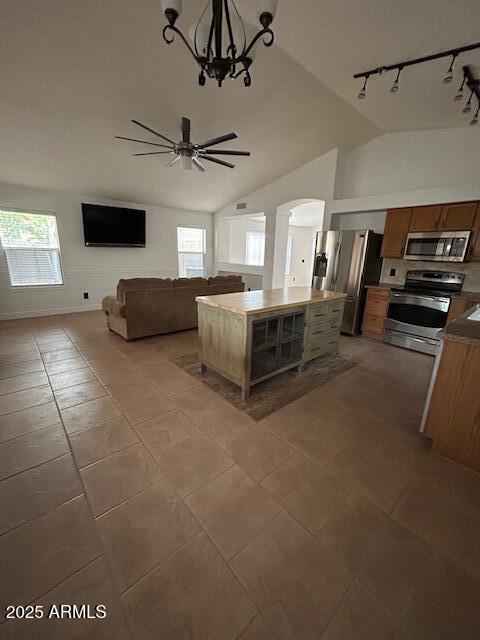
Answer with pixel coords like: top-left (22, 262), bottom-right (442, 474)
top-left (196, 287), bottom-right (346, 399)
top-left (422, 302), bottom-right (480, 472)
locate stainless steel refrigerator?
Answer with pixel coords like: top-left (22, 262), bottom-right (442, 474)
top-left (312, 230), bottom-right (383, 335)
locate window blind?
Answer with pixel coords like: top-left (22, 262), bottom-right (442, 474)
top-left (0, 210), bottom-right (64, 286)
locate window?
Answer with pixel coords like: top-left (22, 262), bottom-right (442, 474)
top-left (285, 235), bottom-right (293, 275)
top-left (245, 231), bottom-right (292, 273)
top-left (245, 231), bottom-right (265, 266)
top-left (0, 210), bottom-right (63, 286)
top-left (177, 227), bottom-right (206, 277)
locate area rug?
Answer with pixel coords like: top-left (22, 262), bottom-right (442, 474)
top-left (168, 350), bottom-right (357, 421)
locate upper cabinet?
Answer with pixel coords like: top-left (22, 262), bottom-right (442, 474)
top-left (381, 208), bottom-right (412, 258)
top-left (440, 202), bottom-right (478, 231)
top-left (382, 201), bottom-right (480, 262)
top-left (409, 202), bottom-right (477, 232)
top-left (468, 204), bottom-right (480, 262)
top-left (409, 205), bottom-right (443, 231)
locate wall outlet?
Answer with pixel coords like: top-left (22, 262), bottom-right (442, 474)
top-left (83, 291), bottom-right (89, 300)
top-left (389, 268), bottom-right (396, 277)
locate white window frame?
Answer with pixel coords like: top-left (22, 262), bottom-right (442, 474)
top-left (245, 231), bottom-right (265, 266)
top-left (176, 226), bottom-right (207, 278)
top-left (0, 208), bottom-right (64, 289)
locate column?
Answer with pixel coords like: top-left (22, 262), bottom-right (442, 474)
top-left (263, 209), bottom-right (291, 289)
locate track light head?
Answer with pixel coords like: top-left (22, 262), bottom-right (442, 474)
top-left (358, 76), bottom-right (368, 100)
top-left (390, 68), bottom-right (402, 93)
top-left (454, 77), bottom-right (466, 101)
top-left (463, 90), bottom-right (474, 113)
top-left (443, 54), bottom-right (456, 83)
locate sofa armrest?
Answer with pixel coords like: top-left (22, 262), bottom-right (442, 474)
top-left (102, 295), bottom-right (126, 318)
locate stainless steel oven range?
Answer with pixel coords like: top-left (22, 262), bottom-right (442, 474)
top-left (384, 270), bottom-right (464, 355)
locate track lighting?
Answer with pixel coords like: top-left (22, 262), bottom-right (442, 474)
top-left (390, 68), bottom-right (402, 93)
top-left (358, 76), bottom-right (368, 100)
top-left (454, 76), bottom-right (466, 101)
top-left (443, 54), bottom-right (456, 83)
top-left (354, 42), bottom-right (480, 128)
top-left (463, 90), bottom-right (474, 113)
top-left (471, 106), bottom-right (479, 125)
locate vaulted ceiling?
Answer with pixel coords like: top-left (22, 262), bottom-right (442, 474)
top-left (0, 1), bottom-right (478, 212)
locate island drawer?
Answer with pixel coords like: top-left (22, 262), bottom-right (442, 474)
top-left (304, 331), bottom-right (339, 361)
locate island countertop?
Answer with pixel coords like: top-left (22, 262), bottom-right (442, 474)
top-left (196, 287), bottom-right (347, 316)
top-left (440, 302), bottom-right (480, 346)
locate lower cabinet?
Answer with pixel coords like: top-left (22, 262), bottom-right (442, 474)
top-left (304, 299), bottom-right (345, 361)
top-left (362, 287), bottom-right (389, 337)
top-left (251, 311), bottom-right (305, 380)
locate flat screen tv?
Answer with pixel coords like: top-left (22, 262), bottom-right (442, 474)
top-left (82, 203), bottom-right (146, 247)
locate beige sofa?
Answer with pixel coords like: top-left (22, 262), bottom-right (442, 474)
top-left (102, 275), bottom-right (244, 340)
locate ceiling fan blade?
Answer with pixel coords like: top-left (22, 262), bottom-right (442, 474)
top-left (166, 155), bottom-right (180, 168)
top-left (182, 117), bottom-right (191, 143)
top-left (115, 136), bottom-right (173, 149)
top-left (192, 157), bottom-right (206, 172)
top-left (131, 119), bottom-right (175, 145)
top-left (203, 149), bottom-right (250, 156)
top-left (133, 151), bottom-right (173, 156)
top-left (195, 132), bottom-right (237, 149)
top-left (199, 155), bottom-right (235, 169)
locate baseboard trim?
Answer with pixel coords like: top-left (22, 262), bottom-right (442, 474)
top-left (0, 304), bottom-right (102, 321)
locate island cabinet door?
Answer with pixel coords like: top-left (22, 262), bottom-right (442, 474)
top-left (249, 310), bottom-right (305, 381)
top-left (198, 304), bottom-right (248, 386)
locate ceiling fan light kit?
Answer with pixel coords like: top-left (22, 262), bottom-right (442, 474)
top-left (161, 0), bottom-right (278, 86)
top-left (116, 116), bottom-right (251, 172)
top-left (354, 41), bottom-right (480, 125)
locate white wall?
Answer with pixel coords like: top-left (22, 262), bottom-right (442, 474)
top-left (0, 184), bottom-right (213, 319)
top-left (215, 149), bottom-right (339, 220)
top-left (285, 226), bottom-right (316, 287)
top-left (339, 127), bottom-right (480, 199)
top-left (227, 218), bottom-right (265, 265)
top-left (331, 210), bottom-right (387, 233)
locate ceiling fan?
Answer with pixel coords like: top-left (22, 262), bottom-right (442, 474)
top-left (116, 117), bottom-right (250, 171)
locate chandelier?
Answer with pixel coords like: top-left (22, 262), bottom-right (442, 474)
top-left (160, 0), bottom-right (278, 87)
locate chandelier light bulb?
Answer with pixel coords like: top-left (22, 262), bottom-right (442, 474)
top-left (161, 0), bottom-right (183, 24)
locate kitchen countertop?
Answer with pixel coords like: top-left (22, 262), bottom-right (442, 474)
top-left (196, 287), bottom-right (347, 316)
top-left (440, 303), bottom-right (480, 346)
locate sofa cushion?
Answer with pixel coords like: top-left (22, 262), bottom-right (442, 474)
top-left (172, 277), bottom-right (207, 288)
top-left (208, 275), bottom-right (243, 285)
top-left (117, 278), bottom-right (173, 303)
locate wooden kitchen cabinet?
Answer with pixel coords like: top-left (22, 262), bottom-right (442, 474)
top-left (409, 205), bottom-right (443, 232)
top-left (362, 287), bottom-right (389, 338)
top-left (440, 202), bottom-right (477, 230)
top-left (468, 204), bottom-right (480, 261)
top-left (381, 208), bottom-right (412, 258)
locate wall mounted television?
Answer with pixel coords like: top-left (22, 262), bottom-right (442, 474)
top-left (82, 203), bottom-right (146, 247)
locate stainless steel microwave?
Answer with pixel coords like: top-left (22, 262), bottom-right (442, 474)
top-left (404, 230), bottom-right (471, 262)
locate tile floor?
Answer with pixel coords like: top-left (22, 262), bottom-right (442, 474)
top-left (0, 310), bottom-right (480, 639)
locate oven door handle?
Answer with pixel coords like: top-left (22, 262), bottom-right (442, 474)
top-left (389, 292), bottom-right (450, 312)
top-left (390, 292), bottom-right (446, 303)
